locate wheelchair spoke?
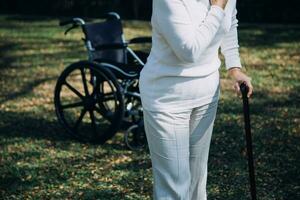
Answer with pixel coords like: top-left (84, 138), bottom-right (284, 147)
top-left (61, 101), bottom-right (84, 109)
top-left (80, 68), bottom-right (89, 96)
top-left (94, 105), bottom-right (113, 122)
top-left (64, 81), bottom-right (84, 99)
top-left (74, 108), bottom-right (87, 130)
top-left (102, 92), bottom-right (116, 101)
top-left (89, 110), bottom-right (97, 137)
top-left (90, 85), bottom-right (100, 99)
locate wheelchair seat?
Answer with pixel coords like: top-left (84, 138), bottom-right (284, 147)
top-left (93, 58), bottom-right (139, 79)
top-left (94, 49), bottom-right (148, 79)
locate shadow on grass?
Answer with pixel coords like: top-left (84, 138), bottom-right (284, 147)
top-left (0, 110), bottom-right (71, 143)
top-left (0, 42), bottom-right (18, 69)
top-left (0, 110), bottom-right (127, 152)
top-left (0, 76), bottom-right (58, 104)
top-left (0, 148), bottom-right (134, 199)
top-left (239, 24), bottom-right (300, 48)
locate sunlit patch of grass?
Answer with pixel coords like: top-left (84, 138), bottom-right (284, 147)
top-left (0, 15), bottom-right (299, 199)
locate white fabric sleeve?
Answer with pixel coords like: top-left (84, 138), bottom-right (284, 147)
top-left (220, 8), bottom-right (242, 70)
top-left (154, 0), bottom-right (225, 63)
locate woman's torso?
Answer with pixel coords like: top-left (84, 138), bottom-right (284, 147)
top-left (139, 0), bottom-right (236, 111)
top-left (141, 0), bottom-right (236, 77)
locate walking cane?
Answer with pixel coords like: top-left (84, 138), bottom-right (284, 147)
top-left (239, 82), bottom-right (257, 200)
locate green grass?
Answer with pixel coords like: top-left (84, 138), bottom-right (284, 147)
top-left (0, 15), bottom-right (299, 199)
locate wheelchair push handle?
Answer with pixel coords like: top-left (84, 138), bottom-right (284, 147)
top-left (59, 18), bottom-right (85, 26)
top-left (59, 18), bottom-right (85, 35)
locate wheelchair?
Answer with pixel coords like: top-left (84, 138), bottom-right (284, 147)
top-left (54, 12), bottom-right (150, 150)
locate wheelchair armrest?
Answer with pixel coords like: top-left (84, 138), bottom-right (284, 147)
top-left (128, 37), bottom-right (152, 44)
top-left (94, 43), bottom-right (128, 51)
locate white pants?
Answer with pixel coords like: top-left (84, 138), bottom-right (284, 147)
top-left (143, 95), bottom-right (219, 200)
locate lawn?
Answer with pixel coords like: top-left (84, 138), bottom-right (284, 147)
top-left (0, 15), bottom-right (299, 199)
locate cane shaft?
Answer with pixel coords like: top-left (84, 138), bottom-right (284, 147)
top-left (240, 83), bottom-right (257, 200)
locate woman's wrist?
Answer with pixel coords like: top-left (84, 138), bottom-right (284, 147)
top-left (228, 67), bottom-right (242, 77)
top-left (211, 4), bottom-right (225, 12)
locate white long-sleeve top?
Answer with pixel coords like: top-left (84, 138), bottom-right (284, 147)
top-left (139, 0), bottom-right (243, 111)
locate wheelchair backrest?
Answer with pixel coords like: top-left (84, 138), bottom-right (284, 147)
top-left (82, 17), bottom-right (127, 64)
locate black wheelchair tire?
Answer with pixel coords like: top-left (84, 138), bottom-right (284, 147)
top-left (54, 60), bottom-right (124, 144)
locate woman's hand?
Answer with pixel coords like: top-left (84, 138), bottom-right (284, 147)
top-left (210, 0), bottom-right (228, 10)
top-left (228, 68), bottom-right (253, 98)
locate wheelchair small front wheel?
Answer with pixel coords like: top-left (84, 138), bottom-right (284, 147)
top-left (54, 61), bottom-right (124, 144)
top-left (124, 120), bottom-right (147, 151)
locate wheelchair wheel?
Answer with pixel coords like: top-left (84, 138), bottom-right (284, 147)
top-left (124, 120), bottom-right (147, 151)
top-left (54, 61), bottom-right (124, 144)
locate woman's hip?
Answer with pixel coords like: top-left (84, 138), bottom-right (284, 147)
top-left (139, 69), bottom-right (220, 110)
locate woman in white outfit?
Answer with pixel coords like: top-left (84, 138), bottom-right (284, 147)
top-left (139, 0), bottom-right (253, 199)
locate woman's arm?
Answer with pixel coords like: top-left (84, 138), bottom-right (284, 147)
top-left (220, 7), bottom-right (253, 98)
top-left (220, 8), bottom-right (242, 70)
top-left (153, 0), bottom-right (226, 63)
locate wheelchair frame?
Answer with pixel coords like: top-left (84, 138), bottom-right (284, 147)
top-left (54, 12), bottom-right (150, 150)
